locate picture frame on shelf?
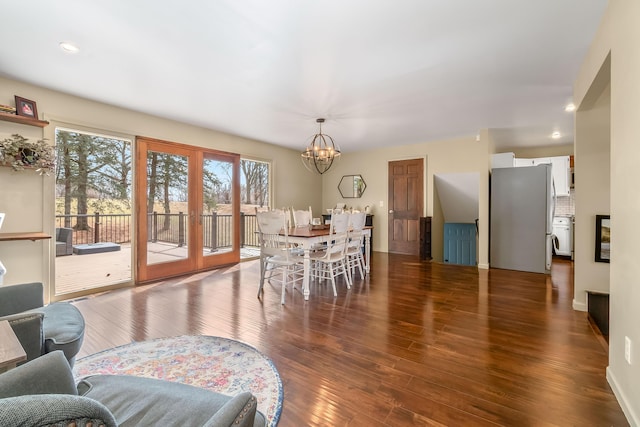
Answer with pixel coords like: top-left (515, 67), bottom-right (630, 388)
top-left (595, 214), bottom-right (610, 263)
top-left (14, 96), bottom-right (38, 119)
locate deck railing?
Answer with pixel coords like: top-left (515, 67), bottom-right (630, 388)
top-left (55, 212), bottom-right (260, 250)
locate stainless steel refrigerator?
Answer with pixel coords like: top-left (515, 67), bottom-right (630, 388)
top-left (490, 164), bottom-right (554, 274)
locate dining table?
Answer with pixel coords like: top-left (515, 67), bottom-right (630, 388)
top-left (284, 225), bottom-right (372, 300)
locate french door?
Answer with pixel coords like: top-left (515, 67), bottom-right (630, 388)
top-left (135, 137), bottom-right (240, 283)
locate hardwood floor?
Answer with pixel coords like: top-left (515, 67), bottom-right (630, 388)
top-left (71, 254), bottom-right (628, 426)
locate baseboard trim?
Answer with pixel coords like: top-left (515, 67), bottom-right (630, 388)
top-left (572, 299), bottom-right (587, 312)
top-left (477, 263), bottom-right (489, 270)
top-left (607, 367), bottom-right (638, 426)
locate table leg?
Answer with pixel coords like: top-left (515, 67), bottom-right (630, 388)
top-left (365, 234), bottom-right (371, 273)
top-left (258, 252), bottom-right (266, 295)
top-left (303, 248), bottom-right (311, 300)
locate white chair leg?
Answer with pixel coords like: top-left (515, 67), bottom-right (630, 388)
top-left (328, 263), bottom-right (338, 297)
top-left (356, 254), bottom-right (364, 280)
top-left (258, 259), bottom-right (267, 298)
top-left (281, 267), bottom-right (287, 305)
top-left (341, 260), bottom-right (352, 289)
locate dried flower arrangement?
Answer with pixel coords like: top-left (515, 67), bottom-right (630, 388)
top-left (0, 133), bottom-right (55, 175)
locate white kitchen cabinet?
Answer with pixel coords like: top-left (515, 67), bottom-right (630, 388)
top-left (515, 156), bottom-right (571, 196)
top-left (550, 156), bottom-right (571, 196)
top-left (552, 217), bottom-right (572, 256)
top-left (514, 158), bottom-right (534, 167)
top-left (533, 157), bottom-right (551, 166)
top-left (491, 152), bottom-right (515, 169)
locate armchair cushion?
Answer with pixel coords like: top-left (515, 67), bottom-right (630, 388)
top-left (79, 375), bottom-right (262, 427)
top-left (0, 350), bottom-right (76, 397)
top-left (34, 302), bottom-right (85, 364)
top-left (0, 282), bottom-right (44, 315)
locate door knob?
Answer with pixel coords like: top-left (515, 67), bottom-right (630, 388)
top-left (389, 210), bottom-right (394, 214)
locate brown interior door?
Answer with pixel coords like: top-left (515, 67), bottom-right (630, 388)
top-left (388, 158), bottom-right (424, 255)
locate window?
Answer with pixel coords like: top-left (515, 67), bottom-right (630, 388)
top-left (54, 128), bottom-right (132, 295)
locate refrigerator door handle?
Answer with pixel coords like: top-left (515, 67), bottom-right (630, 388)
top-left (552, 179), bottom-right (557, 219)
top-left (545, 234), bottom-right (553, 271)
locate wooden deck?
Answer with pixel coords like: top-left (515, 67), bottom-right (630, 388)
top-left (55, 243), bottom-right (260, 296)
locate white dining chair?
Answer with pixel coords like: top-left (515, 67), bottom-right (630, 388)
top-left (309, 212), bottom-right (352, 296)
top-left (256, 210), bottom-right (304, 304)
top-left (291, 207), bottom-right (312, 228)
top-left (346, 211), bottom-right (367, 282)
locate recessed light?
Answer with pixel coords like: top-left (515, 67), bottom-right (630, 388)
top-left (565, 103), bottom-right (576, 112)
top-left (551, 131), bottom-right (561, 139)
top-left (59, 42), bottom-right (79, 53)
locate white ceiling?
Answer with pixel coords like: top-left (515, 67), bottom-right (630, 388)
top-left (0, 1), bottom-right (606, 153)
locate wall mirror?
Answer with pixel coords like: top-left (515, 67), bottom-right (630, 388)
top-left (338, 175), bottom-right (367, 198)
top-left (595, 214), bottom-right (610, 263)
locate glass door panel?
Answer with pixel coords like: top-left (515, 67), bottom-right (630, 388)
top-left (146, 151), bottom-right (189, 265)
top-left (136, 137), bottom-right (196, 283)
top-left (199, 152), bottom-right (240, 269)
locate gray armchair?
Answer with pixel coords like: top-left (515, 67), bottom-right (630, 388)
top-left (56, 227), bottom-right (73, 256)
top-left (0, 282), bottom-right (85, 366)
top-left (0, 351), bottom-right (266, 427)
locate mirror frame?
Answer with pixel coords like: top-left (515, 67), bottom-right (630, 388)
top-left (338, 174), bottom-right (367, 198)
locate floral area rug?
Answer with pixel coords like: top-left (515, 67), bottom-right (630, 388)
top-left (73, 335), bottom-right (283, 426)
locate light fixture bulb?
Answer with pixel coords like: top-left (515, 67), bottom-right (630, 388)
top-left (565, 103), bottom-right (576, 112)
top-left (551, 131), bottom-right (561, 139)
top-left (59, 42), bottom-right (80, 53)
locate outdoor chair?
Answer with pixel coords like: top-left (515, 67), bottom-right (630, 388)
top-left (55, 227), bottom-right (73, 256)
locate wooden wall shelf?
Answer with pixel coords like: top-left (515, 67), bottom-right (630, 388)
top-left (0, 112), bottom-right (49, 128)
top-left (0, 232), bottom-right (51, 242)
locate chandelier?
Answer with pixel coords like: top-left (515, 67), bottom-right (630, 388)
top-left (301, 118), bottom-right (341, 175)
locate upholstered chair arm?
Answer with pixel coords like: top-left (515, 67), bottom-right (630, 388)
top-left (203, 392), bottom-right (261, 427)
top-left (0, 350), bottom-right (76, 397)
top-left (0, 311), bottom-right (44, 363)
top-left (0, 282), bottom-right (44, 315)
top-left (0, 395), bottom-right (117, 427)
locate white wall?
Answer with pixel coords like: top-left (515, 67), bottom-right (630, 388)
top-left (574, 82), bottom-right (611, 310)
top-left (511, 144), bottom-right (574, 159)
top-left (434, 173), bottom-right (480, 223)
top-left (574, 0), bottom-right (640, 423)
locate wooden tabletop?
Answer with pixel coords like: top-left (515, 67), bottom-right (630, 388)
top-left (286, 226), bottom-right (372, 238)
